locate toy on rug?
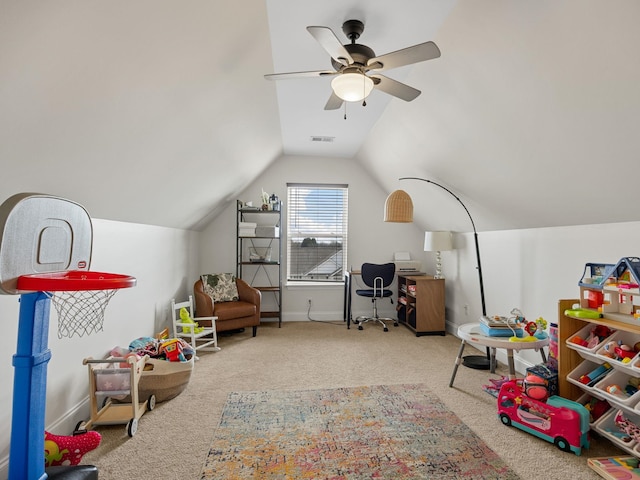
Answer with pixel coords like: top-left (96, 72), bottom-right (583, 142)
top-left (44, 430), bottom-right (101, 467)
top-left (588, 456), bottom-right (640, 480)
top-left (497, 379), bottom-right (590, 455)
top-left (482, 376), bottom-right (509, 398)
top-left (179, 307), bottom-right (204, 334)
top-left (523, 373), bottom-right (549, 401)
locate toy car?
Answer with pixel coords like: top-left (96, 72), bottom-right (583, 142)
top-left (497, 380), bottom-right (590, 455)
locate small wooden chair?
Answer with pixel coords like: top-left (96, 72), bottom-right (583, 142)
top-left (171, 295), bottom-right (220, 358)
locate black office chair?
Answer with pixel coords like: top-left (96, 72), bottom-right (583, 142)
top-left (355, 262), bottom-right (397, 332)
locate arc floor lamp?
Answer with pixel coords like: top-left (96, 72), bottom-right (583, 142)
top-left (384, 177), bottom-right (490, 370)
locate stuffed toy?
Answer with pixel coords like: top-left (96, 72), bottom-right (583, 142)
top-left (179, 307), bottom-right (204, 334)
top-left (44, 430), bottom-right (101, 467)
top-left (110, 346), bottom-right (140, 367)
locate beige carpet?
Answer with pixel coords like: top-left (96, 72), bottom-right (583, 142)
top-left (82, 320), bottom-right (622, 479)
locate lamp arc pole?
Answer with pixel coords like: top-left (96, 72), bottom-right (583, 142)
top-left (399, 177), bottom-right (490, 371)
top-left (399, 177), bottom-right (486, 316)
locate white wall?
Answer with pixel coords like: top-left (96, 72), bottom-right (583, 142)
top-left (0, 218), bottom-right (199, 476)
top-left (200, 154), bottom-right (426, 322)
top-left (442, 221), bottom-right (640, 372)
top-left (3, 168), bottom-right (639, 477)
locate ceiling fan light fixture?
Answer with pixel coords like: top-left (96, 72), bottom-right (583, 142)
top-left (331, 73), bottom-right (374, 102)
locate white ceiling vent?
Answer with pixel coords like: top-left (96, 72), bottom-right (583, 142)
top-left (310, 136), bottom-right (335, 143)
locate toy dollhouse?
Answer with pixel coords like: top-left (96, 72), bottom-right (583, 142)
top-left (580, 258), bottom-right (640, 324)
top-left (579, 262), bottom-right (615, 309)
top-left (602, 258), bottom-right (640, 318)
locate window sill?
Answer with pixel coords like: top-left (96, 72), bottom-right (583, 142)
top-left (286, 281), bottom-right (344, 289)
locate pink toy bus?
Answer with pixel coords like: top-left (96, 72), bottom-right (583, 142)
top-left (497, 380), bottom-right (590, 455)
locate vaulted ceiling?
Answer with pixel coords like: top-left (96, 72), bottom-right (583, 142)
top-left (1, 1), bottom-right (639, 233)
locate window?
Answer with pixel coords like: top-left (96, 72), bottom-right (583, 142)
top-left (287, 183), bottom-right (348, 283)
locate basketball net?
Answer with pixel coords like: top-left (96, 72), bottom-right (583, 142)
top-left (46, 289), bottom-right (118, 338)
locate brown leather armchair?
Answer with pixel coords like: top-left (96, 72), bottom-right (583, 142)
top-left (193, 278), bottom-right (261, 336)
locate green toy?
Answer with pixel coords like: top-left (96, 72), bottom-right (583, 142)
top-left (179, 307), bottom-right (204, 334)
top-left (564, 308), bottom-right (603, 319)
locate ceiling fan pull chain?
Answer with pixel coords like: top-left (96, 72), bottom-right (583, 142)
top-left (344, 102), bottom-right (347, 120)
top-left (362, 74), bottom-right (367, 107)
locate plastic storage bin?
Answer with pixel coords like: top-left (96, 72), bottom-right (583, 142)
top-left (567, 360), bottom-right (611, 395)
top-left (595, 370), bottom-right (640, 408)
top-left (595, 330), bottom-right (640, 368)
top-left (576, 393), bottom-right (611, 427)
top-left (594, 408), bottom-right (637, 449)
top-left (566, 323), bottom-right (616, 360)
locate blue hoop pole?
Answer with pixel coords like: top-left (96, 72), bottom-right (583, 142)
top-left (9, 291), bottom-right (51, 480)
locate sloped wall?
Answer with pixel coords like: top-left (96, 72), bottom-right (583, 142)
top-left (0, 218), bottom-right (199, 476)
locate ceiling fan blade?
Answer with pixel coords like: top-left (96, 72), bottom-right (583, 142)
top-left (367, 41), bottom-right (441, 72)
top-left (264, 70), bottom-right (337, 80)
top-left (324, 91), bottom-right (344, 110)
top-left (307, 26), bottom-right (354, 66)
top-left (370, 74), bottom-right (421, 102)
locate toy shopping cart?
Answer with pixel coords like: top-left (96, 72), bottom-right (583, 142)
top-left (76, 355), bottom-right (156, 437)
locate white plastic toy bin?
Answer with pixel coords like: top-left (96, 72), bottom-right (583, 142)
top-left (577, 393), bottom-right (612, 428)
top-left (565, 323), bottom-right (616, 359)
top-left (594, 370), bottom-right (640, 407)
top-left (567, 359), bottom-right (611, 395)
top-left (594, 408), bottom-right (637, 449)
top-left (595, 330), bottom-right (640, 367)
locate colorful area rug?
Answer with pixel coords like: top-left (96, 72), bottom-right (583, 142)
top-left (200, 384), bottom-right (520, 479)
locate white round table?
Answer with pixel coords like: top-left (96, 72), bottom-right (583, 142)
top-left (449, 322), bottom-right (549, 387)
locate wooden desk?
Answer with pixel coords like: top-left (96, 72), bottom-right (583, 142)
top-left (344, 272), bottom-right (445, 335)
top-left (397, 274), bottom-right (445, 336)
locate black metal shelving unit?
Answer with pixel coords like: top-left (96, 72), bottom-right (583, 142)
top-left (236, 200), bottom-right (282, 327)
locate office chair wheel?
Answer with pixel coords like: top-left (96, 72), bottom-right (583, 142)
top-left (393, 322), bottom-right (399, 327)
top-left (358, 325), bottom-right (363, 330)
top-left (384, 327), bottom-right (389, 332)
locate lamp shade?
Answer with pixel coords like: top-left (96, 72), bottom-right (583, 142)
top-left (331, 73), bottom-right (374, 102)
top-left (424, 231), bottom-right (453, 252)
top-left (384, 190), bottom-right (413, 222)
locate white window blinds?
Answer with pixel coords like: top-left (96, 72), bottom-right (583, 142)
top-left (287, 183), bottom-right (348, 283)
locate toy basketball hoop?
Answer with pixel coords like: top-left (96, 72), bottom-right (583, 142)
top-left (0, 193), bottom-right (138, 480)
top-left (17, 271), bottom-right (136, 338)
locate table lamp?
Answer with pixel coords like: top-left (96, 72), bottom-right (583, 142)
top-left (424, 231), bottom-right (453, 279)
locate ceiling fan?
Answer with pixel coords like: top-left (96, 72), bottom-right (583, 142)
top-left (264, 19), bottom-right (441, 110)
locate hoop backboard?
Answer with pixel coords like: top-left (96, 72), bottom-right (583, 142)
top-left (0, 193), bottom-right (93, 295)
